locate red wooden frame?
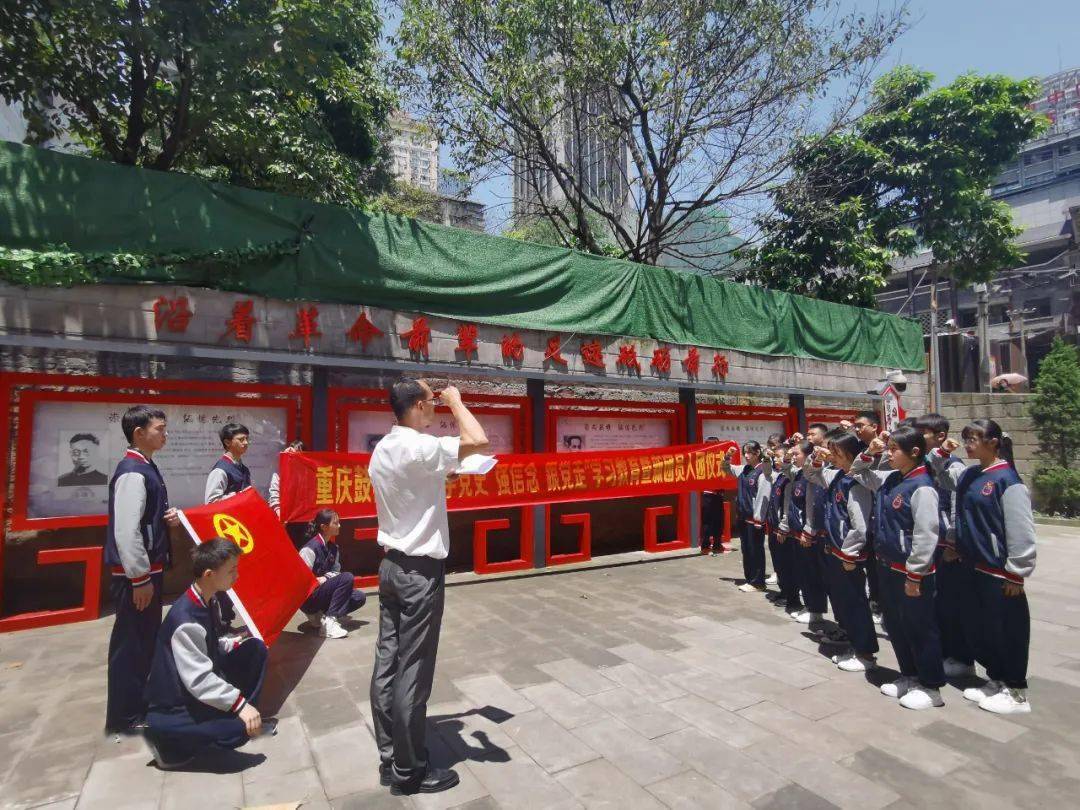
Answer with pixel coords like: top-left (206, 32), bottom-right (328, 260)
top-left (644, 505), bottom-right (689, 551)
top-left (351, 526), bottom-right (381, 590)
top-left (696, 403), bottom-right (798, 441)
top-left (473, 517), bottom-right (533, 575)
top-left (805, 407), bottom-right (862, 427)
top-left (0, 546), bottom-right (103, 632)
top-left (547, 512), bottom-right (592, 565)
top-left (544, 399), bottom-right (690, 560)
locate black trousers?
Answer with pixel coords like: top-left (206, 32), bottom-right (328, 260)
top-left (935, 555), bottom-right (975, 665)
top-left (147, 638), bottom-right (268, 757)
top-left (370, 550), bottom-right (446, 779)
top-left (769, 534), bottom-right (801, 610)
top-left (822, 552), bottom-right (878, 657)
top-left (865, 540), bottom-right (881, 607)
top-left (877, 564), bottom-right (946, 688)
top-left (796, 540), bottom-right (828, 614)
top-left (700, 493), bottom-right (723, 549)
top-left (970, 570), bottom-right (1031, 689)
top-left (740, 523), bottom-right (766, 586)
top-left (106, 572), bottom-right (163, 732)
top-left (301, 573), bottom-right (367, 618)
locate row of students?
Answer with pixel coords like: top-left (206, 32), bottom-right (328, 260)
top-left (724, 414), bottom-right (1036, 715)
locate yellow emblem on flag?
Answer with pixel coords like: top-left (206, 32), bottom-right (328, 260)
top-left (213, 513), bottom-right (255, 554)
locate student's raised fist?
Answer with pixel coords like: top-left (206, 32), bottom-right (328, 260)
top-left (790, 432), bottom-right (804, 443)
top-left (942, 438), bottom-right (960, 454)
top-left (867, 437), bottom-right (886, 456)
top-left (840, 420), bottom-right (853, 430)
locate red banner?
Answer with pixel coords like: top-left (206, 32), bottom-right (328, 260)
top-left (279, 441), bottom-right (737, 524)
top-left (179, 488), bottom-right (317, 645)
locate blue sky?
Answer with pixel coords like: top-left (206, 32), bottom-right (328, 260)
top-left (426, 0), bottom-right (1080, 232)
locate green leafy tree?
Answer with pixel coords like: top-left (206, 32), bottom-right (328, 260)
top-left (0, 0), bottom-right (394, 206)
top-left (372, 182), bottom-right (444, 222)
top-left (740, 67), bottom-right (1047, 306)
top-left (396, 0), bottom-right (906, 267)
top-left (1029, 338), bottom-right (1080, 469)
top-left (503, 205), bottom-right (621, 258)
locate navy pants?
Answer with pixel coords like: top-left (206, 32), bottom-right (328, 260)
top-left (822, 552), bottom-right (878, 657)
top-left (796, 540), bottom-right (828, 614)
top-left (106, 572), bottom-right (163, 732)
top-left (147, 638), bottom-right (269, 757)
top-left (740, 522), bottom-right (766, 587)
top-left (878, 564), bottom-right (945, 688)
top-left (769, 534), bottom-right (801, 611)
top-left (865, 540), bottom-right (881, 608)
top-left (302, 573), bottom-right (367, 618)
top-left (970, 571), bottom-right (1030, 689)
top-left (935, 555), bottom-right (975, 665)
top-left (700, 493), bottom-right (724, 550)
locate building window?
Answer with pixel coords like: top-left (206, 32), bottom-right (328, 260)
top-left (958, 308), bottom-right (977, 328)
top-left (1028, 297), bottom-right (1052, 318)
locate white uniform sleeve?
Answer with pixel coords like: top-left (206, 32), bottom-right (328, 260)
top-left (841, 484), bottom-right (871, 558)
top-left (1003, 484), bottom-right (1037, 580)
top-left (848, 455), bottom-right (892, 492)
top-left (268, 471), bottom-right (281, 515)
top-left (113, 472), bottom-right (151, 583)
top-left (778, 480), bottom-right (793, 534)
top-left (205, 468), bottom-right (229, 504)
top-left (171, 622), bottom-right (246, 714)
top-left (413, 434), bottom-right (461, 476)
top-left (803, 480), bottom-right (819, 538)
top-left (752, 470), bottom-right (771, 524)
top-left (299, 546), bottom-right (316, 570)
top-left (928, 448), bottom-right (965, 492)
top-left (907, 488), bottom-right (940, 580)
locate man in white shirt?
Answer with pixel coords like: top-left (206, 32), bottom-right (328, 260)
top-left (368, 379), bottom-right (488, 796)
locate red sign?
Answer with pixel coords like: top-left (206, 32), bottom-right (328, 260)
top-left (401, 316), bottom-right (431, 357)
top-left (712, 353), bottom-right (729, 378)
top-left (683, 347), bottom-right (700, 378)
top-left (545, 336), bottom-right (568, 365)
top-left (179, 489), bottom-right (316, 646)
top-left (501, 333), bottom-right (524, 362)
top-left (279, 441), bottom-right (737, 524)
top-left (153, 296), bottom-right (193, 333)
top-left (457, 324), bottom-right (479, 358)
top-left (347, 311), bottom-right (383, 349)
top-left (581, 340), bottom-right (605, 369)
top-left (224, 300), bottom-right (256, 343)
top-left (651, 347), bottom-right (671, 375)
top-left (290, 305), bottom-right (322, 348)
top-left (617, 344), bottom-right (641, 374)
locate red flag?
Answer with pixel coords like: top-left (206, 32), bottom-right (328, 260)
top-left (178, 488), bottom-right (316, 646)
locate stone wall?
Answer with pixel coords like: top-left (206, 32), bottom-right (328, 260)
top-left (938, 393), bottom-right (1038, 481)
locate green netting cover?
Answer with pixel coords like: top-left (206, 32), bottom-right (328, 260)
top-left (0, 142), bottom-right (924, 370)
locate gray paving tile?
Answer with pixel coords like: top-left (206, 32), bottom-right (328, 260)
top-left (411, 763), bottom-right (491, 810)
top-left (519, 681), bottom-right (612, 730)
top-left (331, 788), bottom-right (413, 809)
top-left (570, 717), bottom-right (688, 786)
top-left (242, 764), bottom-right (327, 807)
top-left (75, 752), bottom-right (163, 810)
top-left (454, 674), bottom-right (537, 716)
top-left (655, 728), bottom-right (789, 803)
top-left (294, 685), bottom-right (366, 737)
top-left (468, 746), bottom-right (581, 810)
top-left (310, 721), bottom-right (383, 800)
top-left (738, 702), bottom-right (862, 760)
top-left (664, 695), bottom-right (775, 749)
top-left (537, 658), bottom-right (619, 696)
top-left (160, 768), bottom-right (244, 810)
top-left (502, 709), bottom-right (601, 773)
top-left (608, 643), bottom-right (685, 677)
top-left (554, 758), bottom-right (666, 809)
top-left (752, 784), bottom-right (841, 810)
top-left (647, 769), bottom-right (751, 809)
top-left (589, 688), bottom-right (689, 739)
top-left (597, 662), bottom-right (687, 701)
top-left (816, 708), bottom-right (967, 776)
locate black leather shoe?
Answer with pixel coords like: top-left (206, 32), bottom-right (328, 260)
top-left (390, 767), bottom-right (460, 795)
top-left (379, 761), bottom-right (393, 787)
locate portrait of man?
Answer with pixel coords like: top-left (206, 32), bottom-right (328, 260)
top-left (563, 435), bottom-right (584, 452)
top-left (58, 432), bottom-right (109, 487)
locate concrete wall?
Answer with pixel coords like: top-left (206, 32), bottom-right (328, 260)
top-left (938, 393), bottom-right (1038, 481)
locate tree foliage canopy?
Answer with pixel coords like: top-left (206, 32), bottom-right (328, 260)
top-left (1029, 337), bottom-right (1080, 469)
top-left (395, 0), bottom-right (907, 267)
top-left (739, 67), bottom-right (1047, 306)
top-left (0, 0), bottom-right (394, 206)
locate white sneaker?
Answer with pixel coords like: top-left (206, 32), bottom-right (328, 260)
top-left (320, 615), bottom-right (348, 639)
top-left (836, 654), bottom-right (876, 672)
top-left (880, 676), bottom-right (916, 699)
top-left (765, 574), bottom-right (778, 585)
top-left (899, 687), bottom-right (944, 710)
top-left (738, 583), bottom-right (766, 592)
top-left (979, 687), bottom-right (1031, 715)
top-left (794, 611), bottom-right (824, 624)
top-left (963, 680), bottom-right (1003, 703)
top-left (872, 612), bottom-right (883, 626)
top-left (943, 658), bottom-right (976, 678)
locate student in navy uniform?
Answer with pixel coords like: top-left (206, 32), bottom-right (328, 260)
top-left (105, 405), bottom-right (181, 735)
top-left (268, 439), bottom-right (304, 518)
top-left (298, 509), bottom-right (367, 638)
top-left (915, 413), bottom-right (977, 679)
top-left (205, 422), bottom-right (252, 503)
top-left (765, 439), bottom-right (800, 615)
top-left (804, 432), bottom-right (877, 672)
top-left (851, 427), bottom-right (946, 710)
top-left (144, 538), bottom-right (275, 769)
top-left (723, 442), bottom-right (772, 593)
top-left (849, 411), bottom-right (887, 625)
top-left (699, 437), bottom-right (726, 555)
top-left (932, 419), bottom-right (1037, 715)
top-left (783, 440), bottom-right (828, 625)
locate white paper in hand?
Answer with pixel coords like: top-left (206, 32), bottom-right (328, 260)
top-left (458, 454), bottom-right (498, 475)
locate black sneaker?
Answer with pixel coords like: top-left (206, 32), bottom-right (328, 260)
top-left (390, 766), bottom-right (460, 795)
top-left (379, 761), bottom-right (393, 787)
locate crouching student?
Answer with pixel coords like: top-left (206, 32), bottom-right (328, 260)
top-left (723, 443), bottom-right (772, 592)
top-left (784, 440), bottom-right (828, 625)
top-left (852, 428), bottom-right (946, 710)
top-left (936, 420), bottom-right (1036, 715)
top-left (144, 539), bottom-right (274, 770)
top-left (299, 509), bottom-right (367, 639)
top-left (804, 432), bottom-right (877, 672)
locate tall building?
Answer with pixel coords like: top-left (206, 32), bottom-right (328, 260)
top-left (389, 112), bottom-right (439, 193)
top-left (512, 94), bottom-right (630, 227)
top-left (876, 69), bottom-right (1080, 389)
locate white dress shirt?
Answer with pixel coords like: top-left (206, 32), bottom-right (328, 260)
top-left (368, 425), bottom-right (461, 559)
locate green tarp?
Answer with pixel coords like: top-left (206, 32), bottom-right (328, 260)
top-left (0, 142), bottom-right (924, 370)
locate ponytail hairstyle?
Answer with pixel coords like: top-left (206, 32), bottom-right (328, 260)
top-left (306, 508), bottom-right (338, 541)
top-left (961, 418), bottom-right (1016, 470)
top-left (827, 432), bottom-right (863, 467)
top-left (887, 425), bottom-right (926, 464)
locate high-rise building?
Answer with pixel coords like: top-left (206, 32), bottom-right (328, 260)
top-left (389, 112), bottom-right (439, 193)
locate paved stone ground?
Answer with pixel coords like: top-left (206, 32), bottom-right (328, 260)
top-left (4, 525), bottom-right (1080, 810)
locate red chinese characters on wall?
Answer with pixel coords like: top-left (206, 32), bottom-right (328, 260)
top-left (400, 316), bottom-right (431, 358)
top-left (501, 333), bottom-right (524, 363)
top-left (616, 344), bottom-right (641, 374)
top-left (290, 305), bottom-right (322, 348)
top-left (581, 340), bottom-right (605, 370)
top-left (545, 336), bottom-right (568, 366)
top-left (683, 347), bottom-right (700, 378)
top-left (712, 352), bottom-right (729, 379)
top-left (223, 300), bottom-right (255, 343)
top-left (346, 310), bottom-right (383, 350)
top-left (456, 324), bottom-right (478, 358)
top-left (651, 346), bottom-right (671, 375)
top-left (152, 296), bottom-right (193, 333)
